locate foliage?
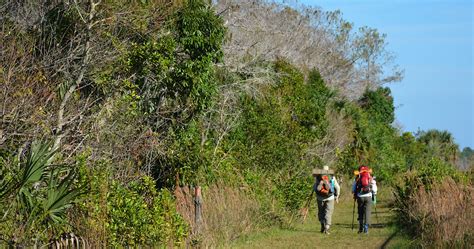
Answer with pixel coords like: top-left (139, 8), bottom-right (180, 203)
top-left (359, 87), bottom-right (395, 125)
top-left (116, 0), bottom-right (226, 188)
top-left (285, 66), bottom-right (334, 139)
top-left (416, 129), bottom-right (459, 164)
top-left (394, 158), bottom-right (466, 204)
top-left (215, 0), bottom-right (403, 97)
top-left (459, 147), bottom-right (474, 171)
top-left (274, 173), bottom-right (313, 213)
top-left (394, 163), bottom-right (472, 247)
top-left (393, 132), bottom-right (426, 170)
top-left (124, 0), bottom-right (225, 125)
top-left (229, 61), bottom-right (332, 173)
top-left (153, 120), bottom-right (210, 187)
top-left (335, 87), bottom-right (406, 182)
top-left (417, 158), bottom-right (468, 187)
top-left (106, 176), bottom-right (188, 247)
top-left (0, 141), bottom-right (84, 246)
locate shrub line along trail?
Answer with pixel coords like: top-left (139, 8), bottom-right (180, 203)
top-left (232, 185), bottom-right (412, 249)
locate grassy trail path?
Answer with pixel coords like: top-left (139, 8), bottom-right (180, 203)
top-left (231, 187), bottom-right (413, 249)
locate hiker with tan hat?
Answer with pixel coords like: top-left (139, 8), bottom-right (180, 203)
top-left (312, 165), bottom-right (340, 234)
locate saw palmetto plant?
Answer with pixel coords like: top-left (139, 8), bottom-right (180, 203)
top-left (0, 140), bottom-right (84, 245)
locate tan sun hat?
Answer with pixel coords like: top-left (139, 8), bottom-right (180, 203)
top-left (312, 165), bottom-right (334, 176)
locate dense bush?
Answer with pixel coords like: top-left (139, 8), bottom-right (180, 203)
top-left (0, 141), bottom-right (84, 246)
top-left (335, 87), bottom-right (407, 183)
top-left (394, 159), bottom-right (472, 247)
top-left (106, 177), bottom-right (188, 247)
top-left (274, 173), bottom-right (313, 213)
top-left (74, 164), bottom-right (188, 247)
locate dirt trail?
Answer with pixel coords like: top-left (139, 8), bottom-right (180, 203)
top-left (231, 189), bottom-right (413, 249)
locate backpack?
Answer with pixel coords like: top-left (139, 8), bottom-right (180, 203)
top-left (316, 175), bottom-right (335, 197)
top-left (356, 166), bottom-right (372, 194)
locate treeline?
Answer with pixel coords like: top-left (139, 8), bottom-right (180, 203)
top-left (0, 0), bottom-right (471, 247)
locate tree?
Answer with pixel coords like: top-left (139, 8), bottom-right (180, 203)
top-left (352, 27), bottom-right (403, 89)
top-left (459, 147), bottom-right (474, 170)
top-left (214, 0), bottom-right (403, 98)
top-left (416, 129), bottom-right (460, 164)
top-left (359, 87), bottom-right (395, 125)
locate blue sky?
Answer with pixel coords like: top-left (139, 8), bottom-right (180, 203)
top-left (297, 0), bottom-right (473, 148)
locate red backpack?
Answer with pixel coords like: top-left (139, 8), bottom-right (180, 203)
top-left (356, 166), bottom-right (372, 194)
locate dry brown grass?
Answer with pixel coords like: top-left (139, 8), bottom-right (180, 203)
top-left (175, 184), bottom-right (261, 247)
top-left (406, 178), bottom-right (473, 247)
top-left (175, 185), bottom-right (260, 248)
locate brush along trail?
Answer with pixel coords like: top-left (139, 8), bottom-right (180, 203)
top-left (231, 186), bottom-right (413, 249)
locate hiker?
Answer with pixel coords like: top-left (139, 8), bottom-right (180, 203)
top-left (352, 165), bottom-right (378, 234)
top-left (313, 165), bottom-right (340, 234)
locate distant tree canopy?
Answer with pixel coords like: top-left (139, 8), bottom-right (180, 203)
top-left (359, 87), bottom-right (395, 125)
top-left (417, 129), bottom-right (459, 164)
top-left (460, 147), bottom-right (474, 170)
top-left (215, 0), bottom-right (404, 99)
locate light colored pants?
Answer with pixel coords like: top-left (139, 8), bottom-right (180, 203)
top-left (317, 199), bottom-right (334, 226)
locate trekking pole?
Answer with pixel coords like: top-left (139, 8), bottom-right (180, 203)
top-left (351, 198), bottom-right (356, 230)
top-left (374, 204), bottom-right (379, 224)
top-left (373, 196), bottom-right (379, 224)
top-left (302, 189), bottom-right (314, 223)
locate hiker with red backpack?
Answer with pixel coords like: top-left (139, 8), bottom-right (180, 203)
top-left (313, 165), bottom-right (340, 234)
top-left (352, 165), bottom-right (378, 234)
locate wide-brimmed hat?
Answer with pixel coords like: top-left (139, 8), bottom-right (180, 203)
top-left (312, 165), bottom-right (334, 176)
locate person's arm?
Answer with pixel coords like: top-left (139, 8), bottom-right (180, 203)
top-left (371, 179), bottom-right (378, 203)
top-left (314, 179), bottom-right (324, 193)
top-left (352, 180), bottom-right (357, 199)
top-left (334, 177), bottom-right (341, 203)
top-left (371, 180), bottom-right (378, 195)
top-left (317, 180), bottom-right (325, 192)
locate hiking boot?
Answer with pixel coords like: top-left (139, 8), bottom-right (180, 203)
top-left (358, 224), bottom-right (363, 234)
top-left (363, 224), bottom-right (369, 234)
top-left (324, 225), bottom-right (330, 235)
top-left (320, 223), bottom-right (325, 233)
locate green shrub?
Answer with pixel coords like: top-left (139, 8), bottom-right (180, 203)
top-left (0, 141), bottom-right (85, 246)
top-left (106, 176), bottom-right (188, 247)
top-left (417, 158), bottom-right (468, 187)
top-left (124, 0), bottom-right (225, 119)
top-left (274, 173), bottom-right (313, 213)
top-left (359, 87), bottom-right (395, 125)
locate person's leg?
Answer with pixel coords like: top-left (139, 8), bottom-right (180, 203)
top-left (362, 197), bottom-right (371, 233)
top-left (357, 197), bottom-right (363, 233)
top-left (324, 199), bottom-right (335, 234)
top-left (365, 197), bottom-right (372, 230)
top-left (317, 199), bottom-right (325, 232)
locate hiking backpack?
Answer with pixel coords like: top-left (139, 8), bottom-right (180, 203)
top-left (316, 175), bottom-right (335, 197)
top-left (356, 166), bottom-right (372, 194)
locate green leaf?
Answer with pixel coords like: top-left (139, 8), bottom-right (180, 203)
top-left (42, 170), bottom-right (84, 224)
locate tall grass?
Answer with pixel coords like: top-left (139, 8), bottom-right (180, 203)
top-left (175, 184), bottom-right (262, 247)
top-left (396, 177), bottom-right (473, 248)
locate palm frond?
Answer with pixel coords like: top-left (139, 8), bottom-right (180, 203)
top-left (15, 140), bottom-right (57, 210)
top-left (21, 140), bottom-right (56, 186)
top-left (43, 170), bottom-right (84, 224)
